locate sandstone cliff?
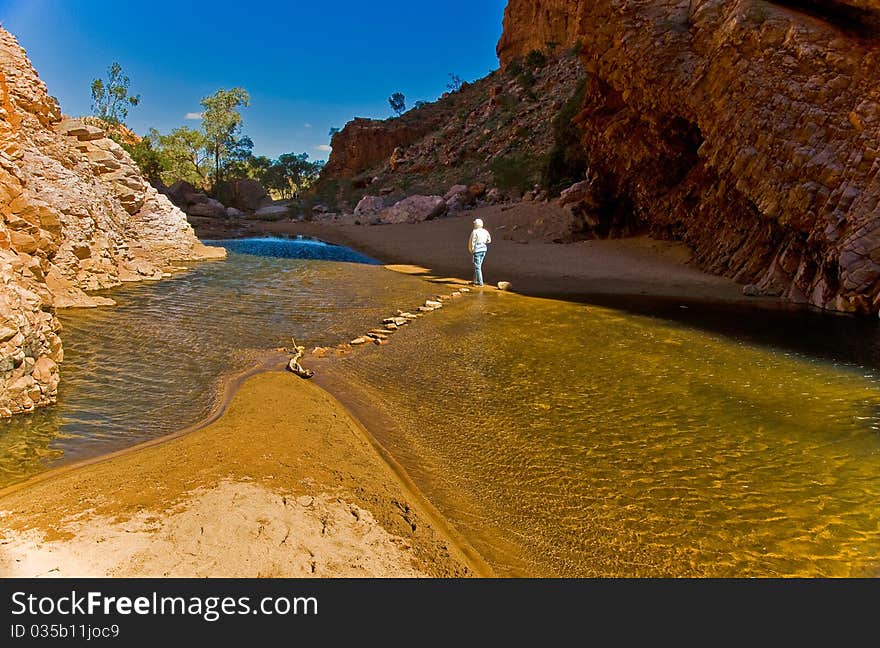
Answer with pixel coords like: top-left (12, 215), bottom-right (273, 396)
top-left (498, 0), bottom-right (880, 314)
top-left (0, 26), bottom-right (225, 417)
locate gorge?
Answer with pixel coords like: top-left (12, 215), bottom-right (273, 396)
top-left (2, 1), bottom-right (880, 579)
top-left (321, 0), bottom-right (880, 315)
top-left (0, 27), bottom-right (224, 418)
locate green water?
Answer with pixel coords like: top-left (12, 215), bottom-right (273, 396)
top-left (3, 237), bottom-right (880, 576)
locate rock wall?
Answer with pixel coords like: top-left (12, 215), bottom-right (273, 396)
top-left (498, 0), bottom-right (880, 314)
top-left (0, 26), bottom-right (225, 417)
top-left (323, 117), bottom-right (439, 180)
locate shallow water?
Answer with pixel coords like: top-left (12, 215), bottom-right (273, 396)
top-left (0, 238), bottom-right (434, 487)
top-left (330, 290), bottom-right (880, 577)
top-left (4, 237), bottom-right (880, 577)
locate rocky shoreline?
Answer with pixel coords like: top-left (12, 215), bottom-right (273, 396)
top-left (0, 27), bottom-right (225, 418)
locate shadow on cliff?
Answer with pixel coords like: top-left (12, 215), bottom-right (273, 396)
top-left (770, 0), bottom-right (880, 38)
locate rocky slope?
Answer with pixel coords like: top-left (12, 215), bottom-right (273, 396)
top-left (497, 0), bottom-right (880, 314)
top-left (318, 54), bottom-right (587, 209)
top-left (0, 26), bottom-right (224, 417)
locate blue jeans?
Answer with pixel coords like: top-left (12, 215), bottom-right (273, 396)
top-left (473, 251), bottom-right (486, 286)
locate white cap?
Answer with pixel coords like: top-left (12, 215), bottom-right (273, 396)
top-left (473, 219), bottom-right (484, 228)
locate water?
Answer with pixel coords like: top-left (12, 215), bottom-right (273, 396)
top-left (0, 237), bottom-right (434, 487)
top-left (328, 291), bottom-right (880, 577)
top-left (3, 236), bottom-right (880, 576)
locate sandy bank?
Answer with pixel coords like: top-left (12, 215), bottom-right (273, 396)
top-left (193, 203), bottom-right (762, 305)
top-left (0, 371), bottom-right (486, 578)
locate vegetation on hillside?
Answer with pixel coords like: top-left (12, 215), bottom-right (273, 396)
top-left (313, 48), bottom-right (588, 210)
top-left (90, 62), bottom-right (140, 125)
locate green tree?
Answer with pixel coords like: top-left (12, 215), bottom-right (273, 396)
top-left (388, 92), bottom-right (406, 116)
top-left (90, 62), bottom-right (141, 125)
top-left (446, 73), bottom-right (464, 93)
top-left (121, 138), bottom-right (163, 186)
top-left (147, 126), bottom-right (211, 187)
top-left (200, 88), bottom-right (251, 188)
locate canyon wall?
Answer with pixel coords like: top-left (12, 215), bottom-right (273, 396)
top-left (0, 26), bottom-right (224, 417)
top-left (498, 0), bottom-right (880, 314)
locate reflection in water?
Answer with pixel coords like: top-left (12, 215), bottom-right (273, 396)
top-left (0, 238), bottom-right (432, 487)
top-left (3, 236), bottom-right (880, 576)
top-left (330, 291), bottom-right (880, 577)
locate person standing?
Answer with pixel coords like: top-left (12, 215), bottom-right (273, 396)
top-left (468, 218), bottom-right (492, 287)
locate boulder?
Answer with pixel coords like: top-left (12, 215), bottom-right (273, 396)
top-left (444, 184), bottom-right (469, 201)
top-left (486, 188), bottom-right (504, 204)
top-left (468, 183), bottom-right (487, 198)
top-left (187, 198), bottom-right (227, 218)
top-left (559, 180), bottom-right (599, 209)
top-left (226, 207), bottom-right (244, 218)
top-left (216, 179), bottom-right (271, 212)
top-left (164, 181), bottom-right (205, 209)
top-left (254, 204), bottom-right (291, 219)
top-left (379, 195), bottom-right (447, 224)
top-left (354, 196), bottom-right (385, 218)
top-left (444, 184), bottom-right (476, 212)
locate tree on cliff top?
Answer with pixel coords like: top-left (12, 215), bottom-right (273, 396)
top-left (90, 62), bottom-right (140, 125)
top-left (389, 92), bottom-right (406, 116)
top-left (200, 87), bottom-right (251, 189)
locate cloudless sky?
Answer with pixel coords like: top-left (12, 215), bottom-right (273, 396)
top-left (0, 0), bottom-right (507, 159)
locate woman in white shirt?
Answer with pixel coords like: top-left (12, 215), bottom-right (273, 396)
top-left (468, 218), bottom-right (492, 286)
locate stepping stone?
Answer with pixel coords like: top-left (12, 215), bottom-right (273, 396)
top-left (350, 337), bottom-right (369, 345)
top-left (418, 306), bottom-right (434, 313)
top-left (459, 288), bottom-right (471, 293)
top-left (425, 300), bottom-right (442, 308)
top-left (366, 332), bottom-right (388, 340)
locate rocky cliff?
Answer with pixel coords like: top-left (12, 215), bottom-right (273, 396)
top-left (498, 0), bottom-right (880, 314)
top-left (0, 26), bottom-right (224, 417)
top-left (318, 55), bottom-right (587, 207)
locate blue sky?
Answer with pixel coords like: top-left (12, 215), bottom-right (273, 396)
top-left (0, 0), bottom-right (507, 159)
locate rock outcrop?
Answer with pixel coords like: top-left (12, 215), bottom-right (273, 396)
top-left (317, 54), bottom-right (587, 205)
top-left (0, 26), bottom-right (225, 416)
top-left (323, 117), bottom-right (438, 180)
top-left (497, 0), bottom-right (880, 314)
top-left (378, 195), bottom-right (447, 225)
top-left (215, 178), bottom-right (272, 212)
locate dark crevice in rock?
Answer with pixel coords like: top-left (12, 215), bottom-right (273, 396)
top-left (769, 0), bottom-right (880, 38)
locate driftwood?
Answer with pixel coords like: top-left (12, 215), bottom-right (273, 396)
top-left (287, 338), bottom-right (315, 379)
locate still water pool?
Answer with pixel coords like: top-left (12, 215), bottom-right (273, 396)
top-left (3, 237), bottom-right (880, 576)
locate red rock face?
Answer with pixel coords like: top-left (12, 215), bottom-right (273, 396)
top-left (323, 118), bottom-right (437, 179)
top-left (499, 0), bottom-right (880, 313)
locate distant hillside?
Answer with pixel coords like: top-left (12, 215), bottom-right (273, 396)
top-left (316, 51), bottom-right (587, 210)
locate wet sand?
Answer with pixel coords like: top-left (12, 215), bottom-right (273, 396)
top-left (0, 368), bottom-right (488, 577)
